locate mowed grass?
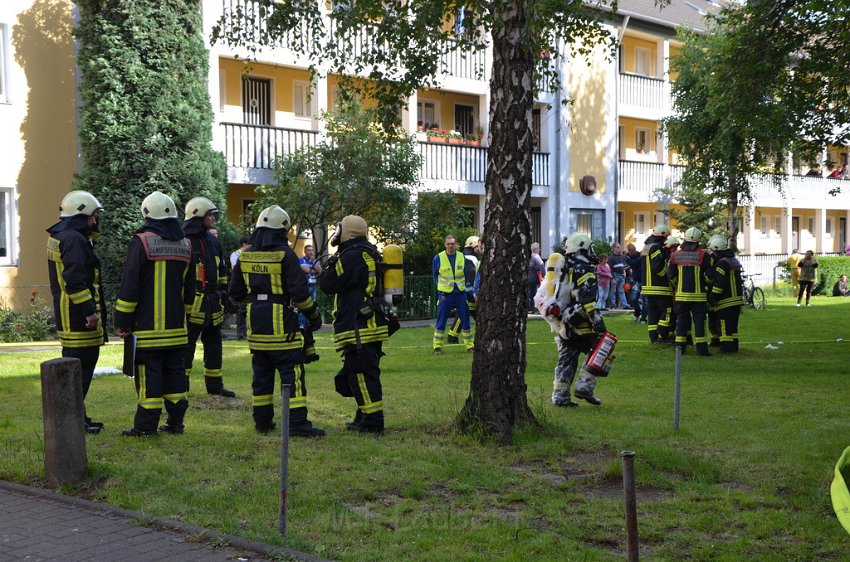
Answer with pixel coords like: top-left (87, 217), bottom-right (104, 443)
top-left (2, 290), bottom-right (849, 560)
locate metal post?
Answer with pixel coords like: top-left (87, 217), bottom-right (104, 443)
top-left (279, 383), bottom-right (291, 535)
top-left (621, 451), bottom-right (639, 562)
top-left (673, 346), bottom-right (682, 432)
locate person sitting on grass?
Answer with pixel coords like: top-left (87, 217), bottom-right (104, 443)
top-left (833, 274), bottom-right (850, 297)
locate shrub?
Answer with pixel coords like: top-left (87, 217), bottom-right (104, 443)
top-left (0, 297), bottom-right (53, 343)
top-left (812, 255), bottom-right (850, 295)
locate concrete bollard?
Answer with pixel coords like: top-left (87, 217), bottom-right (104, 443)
top-left (40, 357), bottom-right (88, 487)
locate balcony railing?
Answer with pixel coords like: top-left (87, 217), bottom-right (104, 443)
top-left (418, 142), bottom-right (549, 186)
top-left (220, 0), bottom-right (486, 81)
top-left (618, 160), bottom-right (850, 209)
top-left (618, 73), bottom-right (668, 112)
top-left (221, 122), bottom-right (318, 169)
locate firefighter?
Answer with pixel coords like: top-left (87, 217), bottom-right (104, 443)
top-left (229, 205), bottom-right (324, 436)
top-left (707, 234), bottom-right (744, 353)
top-left (668, 227), bottom-right (713, 356)
top-left (318, 215), bottom-right (389, 433)
top-left (431, 234), bottom-right (474, 354)
top-left (541, 232), bottom-right (606, 407)
top-left (115, 191), bottom-right (194, 436)
top-left (183, 197), bottom-right (236, 398)
top-left (447, 235), bottom-right (481, 344)
top-left (640, 224), bottom-right (674, 344)
top-left (46, 190), bottom-right (108, 434)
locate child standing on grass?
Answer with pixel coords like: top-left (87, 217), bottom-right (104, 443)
top-left (596, 253), bottom-right (612, 311)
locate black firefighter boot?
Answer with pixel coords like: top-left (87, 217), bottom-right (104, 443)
top-left (289, 407), bottom-right (326, 437)
top-left (346, 410), bottom-right (364, 431)
top-left (205, 375), bottom-right (236, 398)
top-left (159, 397), bottom-right (188, 434)
top-left (357, 411), bottom-right (385, 434)
top-left (696, 342), bottom-right (711, 357)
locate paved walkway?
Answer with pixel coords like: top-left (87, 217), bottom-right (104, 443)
top-left (0, 481), bottom-right (325, 562)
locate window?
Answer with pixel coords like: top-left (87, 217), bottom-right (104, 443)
top-left (0, 187), bottom-right (16, 264)
top-left (807, 217), bottom-right (814, 234)
top-left (454, 7), bottom-right (473, 36)
top-left (417, 100), bottom-right (438, 129)
top-left (635, 128), bottom-right (650, 153)
top-left (759, 216), bottom-right (768, 236)
top-left (826, 218), bottom-right (833, 237)
top-left (454, 104), bottom-right (475, 136)
top-left (532, 107), bottom-right (541, 151)
top-left (634, 46), bottom-right (652, 77)
top-left (293, 81), bottom-right (313, 118)
top-left (634, 213), bottom-right (647, 236)
top-left (242, 77), bottom-right (271, 125)
top-left (571, 209), bottom-right (605, 240)
top-left (774, 216), bottom-right (782, 237)
top-left (0, 24), bottom-right (7, 103)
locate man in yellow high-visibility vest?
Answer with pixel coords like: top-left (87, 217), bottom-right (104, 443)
top-left (432, 234), bottom-right (474, 354)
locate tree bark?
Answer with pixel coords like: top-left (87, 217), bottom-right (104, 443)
top-left (456, 0), bottom-right (536, 441)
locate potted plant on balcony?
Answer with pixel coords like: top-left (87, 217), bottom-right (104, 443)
top-left (447, 130), bottom-right (464, 145)
top-left (427, 128), bottom-right (447, 143)
top-left (636, 142), bottom-right (646, 154)
top-left (465, 132), bottom-right (482, 147)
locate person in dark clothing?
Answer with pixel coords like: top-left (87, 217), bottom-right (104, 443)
top-left (183, 197), bottom-right (236, 398)
top-left (229, 205), bottom-right (324, 437)
top-left (639, 225), bottom-right (674, 343)
top-left (319, 215), bottom-right (390, 433)
top-left (47, 190), bottom-right (108, 434)
top-left (625, 243), bottom-right (644, 322)
top-left (608, 243), bottom-right (629, 309)
top-left (833, 274), bottom-right (850, 297)
top-left (706, 234), bottom-right (744, 353)
top-left (796, 251), bottom-right (818, 307)
top-left (115, 191), bottom-right (195, 436)
top-left (668, 227), bottom-right (713, 356)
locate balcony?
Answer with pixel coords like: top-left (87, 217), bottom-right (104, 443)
top-left (618, 159), bottom-right (850, 210)
top-left (618, 73), bottom-right (669, 117)
top-left (220, 122), bottom-right (549, 188)
top-left (418, 142), bottom-right (549, 188)
top-left (219, 0), bottom-right (486, 82)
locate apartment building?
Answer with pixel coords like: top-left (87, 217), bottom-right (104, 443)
top-left (0, 1), bottom-right (78, 308)
top-left (1, 0), bottom-right (847, 309)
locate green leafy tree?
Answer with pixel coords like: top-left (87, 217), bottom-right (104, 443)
top-left (658, 181), bottom-right (730, 240)
top-left (74, 1), bottom-right (227, 293)
top-left (249, 102), bottom-right (422, 256)
top-left (664, 1), bottom-right (850, 249)
top-left (213, 0), bottom-right (618, 440)
top-left (404, 191), bottom-right (476, 275)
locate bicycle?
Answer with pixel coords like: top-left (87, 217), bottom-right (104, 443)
top-left (742, 273), bottom-right (766, 310)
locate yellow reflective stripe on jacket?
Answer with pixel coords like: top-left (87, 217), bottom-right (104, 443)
top-left (67, 288), bottom-right (92, 305)
top-left (115, 299), bottom-right (137, 314)
top-left (437, 251), bottom-right (465, 293)
top-left (363, 251), bottom-right (377, 297)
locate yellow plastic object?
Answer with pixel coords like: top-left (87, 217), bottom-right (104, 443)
top-left (831, 446), bottom-right (850, 535)
top-left (382, 244), bottom-right (404, 307)
top-left (543, 253), bottom-right (565, 297)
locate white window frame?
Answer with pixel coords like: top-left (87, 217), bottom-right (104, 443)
top-left (634, 46), bottom-right (652, 77)
top-left (417, 99), bottom-right (440, 129)
top-left (0, 187), bottom-right (17, 266)
top-left (0, 24), bottom-right (8, 103)
top-left (293, 80), bottom-right (313, 119)
top-left (826, 217), bottom-right (833, 237)
top-left (774, 216), bottom-right (782, 238)
top-left (634, 212), bottom-right (647, 237)
top-left (808, 217), bottom-right (814, 234)
top-left (759, 215), bottom-right (768, 237)
top-left (635, 128), bottom-right (650, 153)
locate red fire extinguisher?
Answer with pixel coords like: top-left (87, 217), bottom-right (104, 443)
top-left (582, 332), bottom-right (617, 377)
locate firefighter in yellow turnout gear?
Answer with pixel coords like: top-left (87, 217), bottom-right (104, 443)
top-left (46, 190), bottom-right (108, 434)
top-left (668, 227), bottom-right (714, 356)
top-left (640, 224), bottom-right (675, 344)
top-left (115, 192), bottom-right (195, 436)
top-left (183, 197), bottom-right (236, 397)
top-left (229, 206), bottom-right (324, 436)
top-left (319, 215), bottom-right (390, 433)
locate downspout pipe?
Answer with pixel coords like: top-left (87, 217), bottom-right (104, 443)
top-left (615, 15), bottom-right (630, 244)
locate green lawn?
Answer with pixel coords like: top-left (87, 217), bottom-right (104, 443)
top-left (2, 292), bottom-right (849, 560)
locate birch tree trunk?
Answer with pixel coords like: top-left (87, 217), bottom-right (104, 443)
top-left (456, 0), bottom-right (536, 441)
